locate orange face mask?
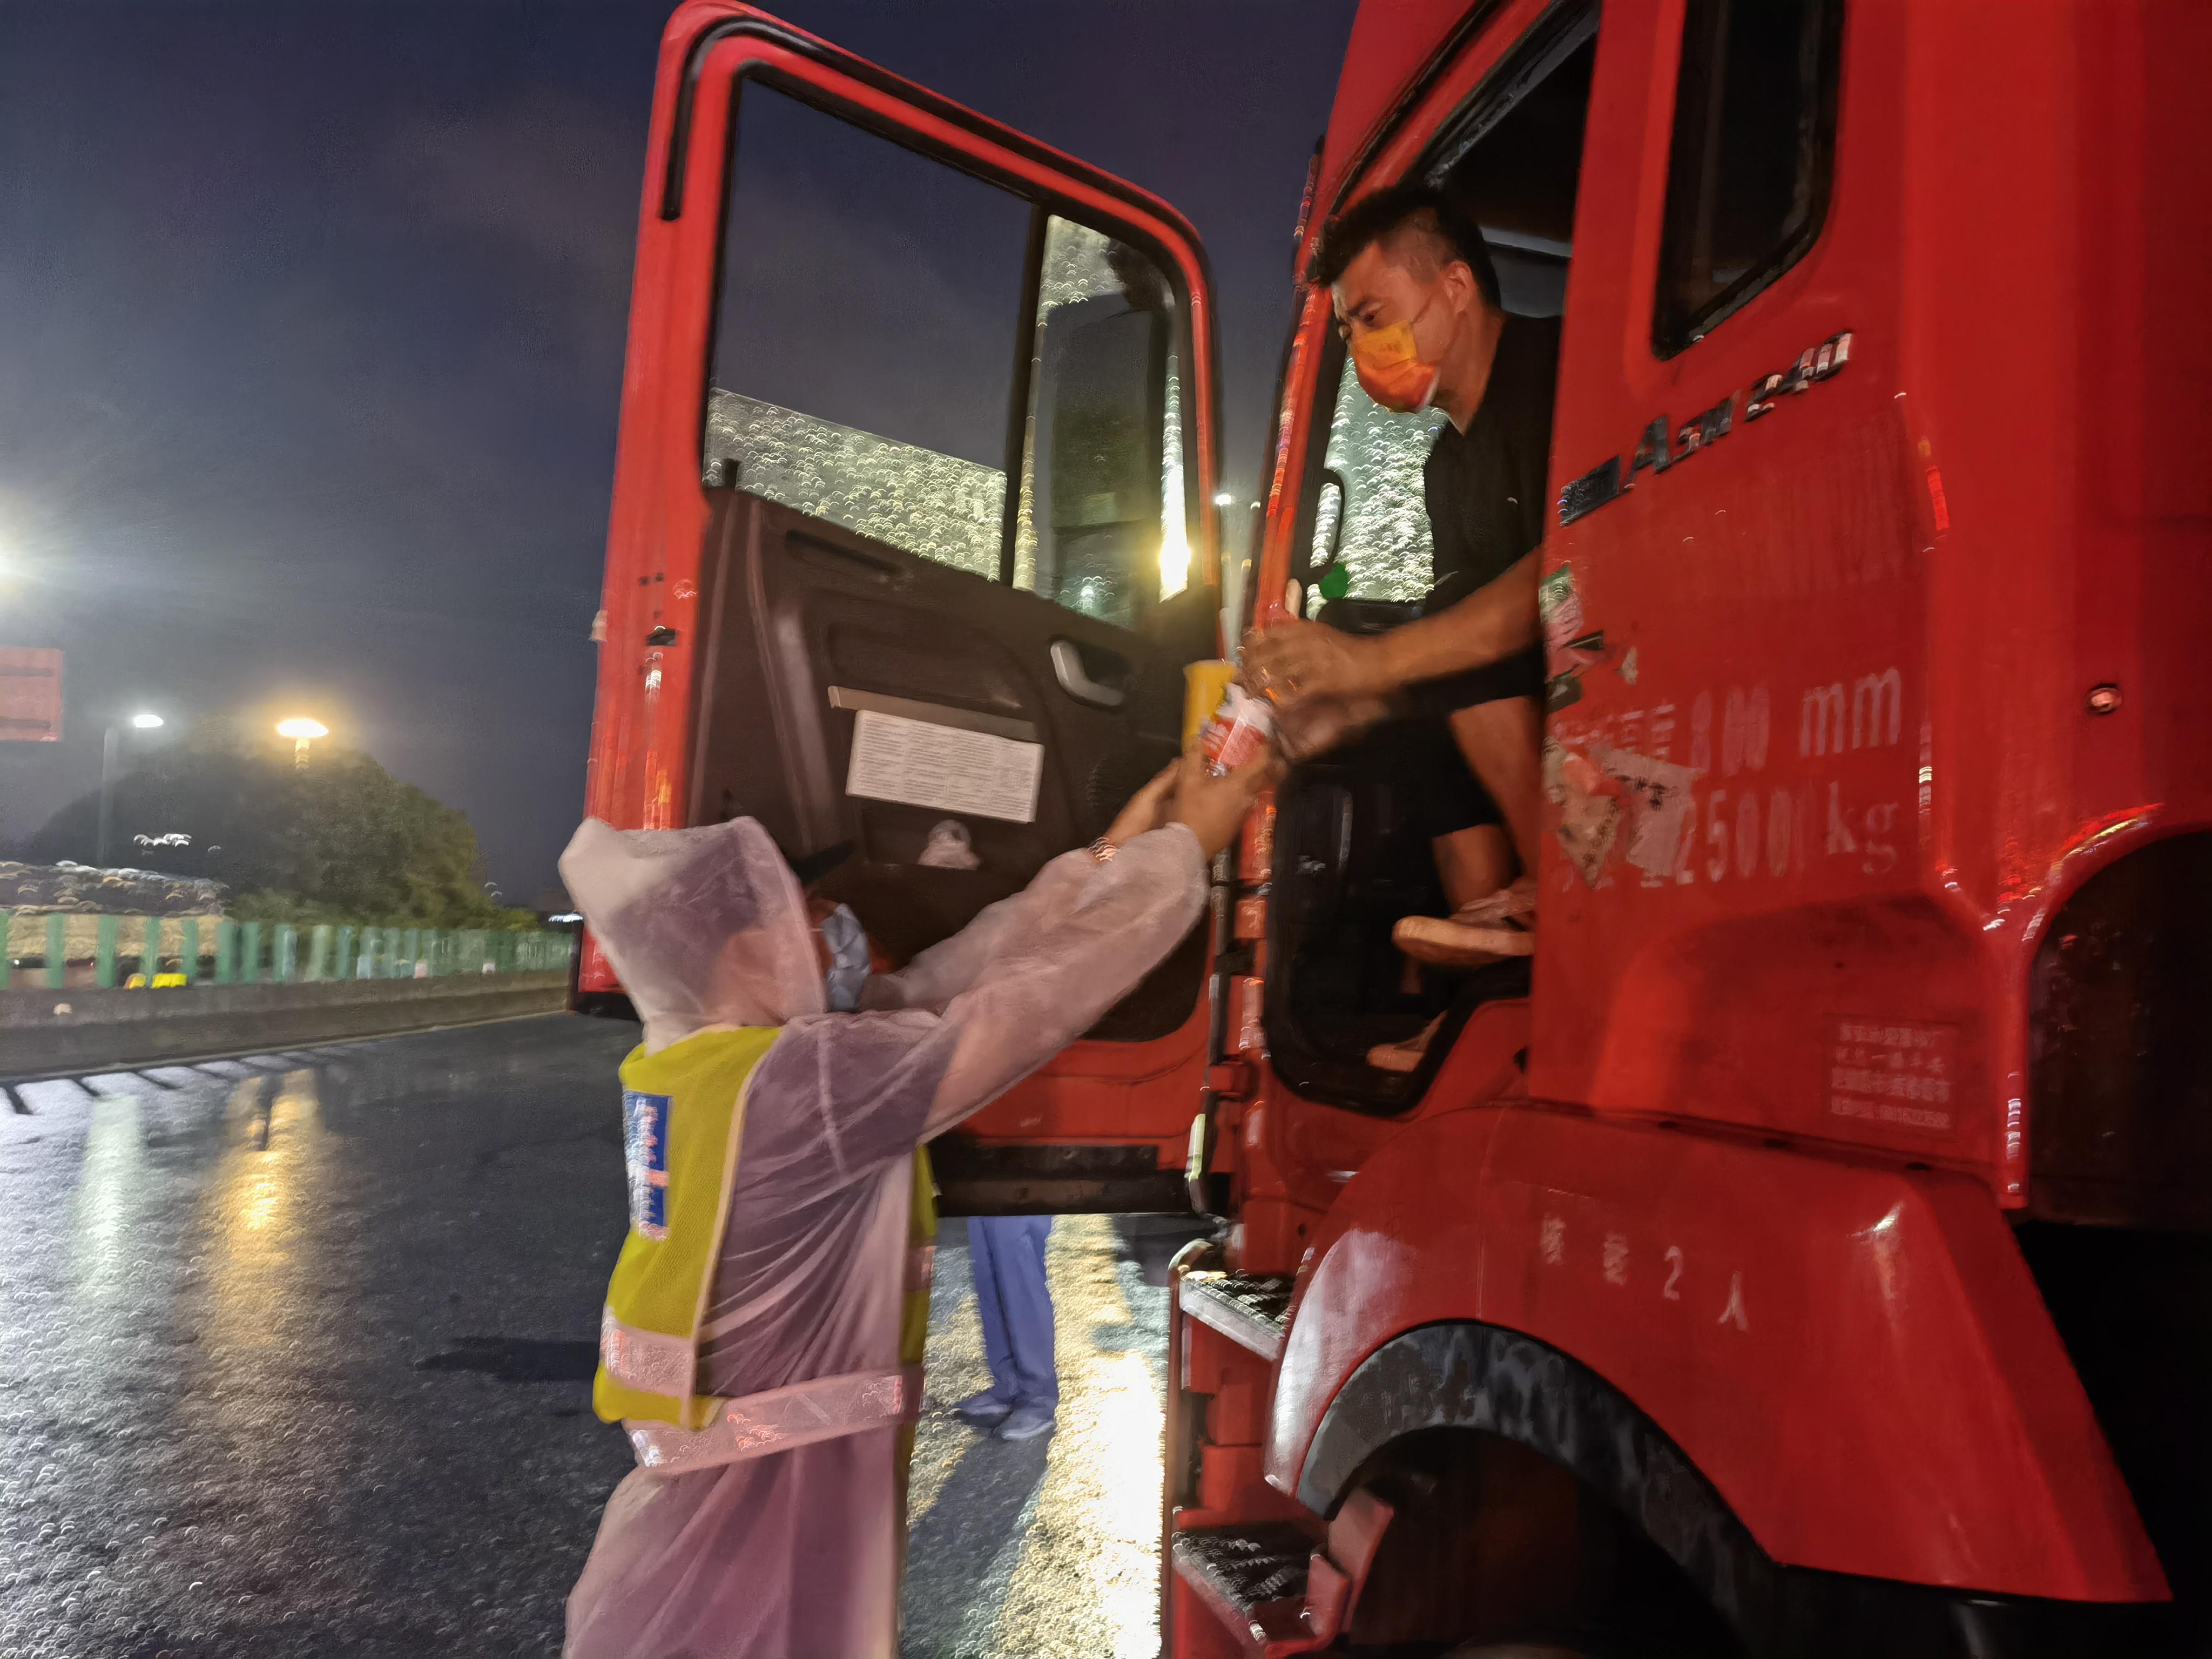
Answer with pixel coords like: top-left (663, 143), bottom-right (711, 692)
top-left (1348, 315), bottom-right (1440, 413)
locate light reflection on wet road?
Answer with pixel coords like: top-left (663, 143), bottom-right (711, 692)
top-left (903, 1215), bottom-right (1202, 1659)
top-left (0, 1016), bottom-right (1200, 1657)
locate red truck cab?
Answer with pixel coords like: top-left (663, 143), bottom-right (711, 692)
top-left (582, 2), bottom-right (2210, 1653)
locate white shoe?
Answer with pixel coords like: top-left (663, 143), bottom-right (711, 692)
top-left (1367, 1014), bottom-right (1444, 1074)
top-left (1393, 914), bottom-right (1534, 967)
top-left (1451, 876), bottom-right (1537, 926)
top-left (1393, 881), bottom-right (1536, 968)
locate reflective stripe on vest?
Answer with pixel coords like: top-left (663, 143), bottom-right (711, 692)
top-left (626, 1364), bottom-right (924, 1474)
top-left (599, 1305), bottom-right (693, 1400)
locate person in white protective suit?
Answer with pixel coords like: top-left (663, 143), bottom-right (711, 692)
top-left (558, 742), bottom-right (1274, 1659)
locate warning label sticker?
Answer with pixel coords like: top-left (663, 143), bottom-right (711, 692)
top-left (845, 709), bottom-right (1044, 824)
top-left (1825, 1017), bottom-right (1960, 1138)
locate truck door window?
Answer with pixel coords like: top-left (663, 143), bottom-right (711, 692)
top-left (1653, 0), bottom-right (1845, 354)
top-left (704, 84), bottom-right (1029, 581)
top-left (1013, 217), bottom-right (1190, 630)
top-left (704, 89), bottom-right (1193, 634)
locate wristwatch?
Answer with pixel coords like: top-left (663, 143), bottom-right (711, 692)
top-left (1087, 836), bottom-right (1118, 865)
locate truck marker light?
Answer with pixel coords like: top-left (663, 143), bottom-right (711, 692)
top-left (1925, 464), bottom-right (1951, 534)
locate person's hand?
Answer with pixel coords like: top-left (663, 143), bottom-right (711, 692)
top-left (1102, 759), bottom-right (1180, 849)
top-left (1273, 693), bottom-right (1391, 762)
top-left (1165, 739), bottom-right (1282, 860)
top-left (1243, 619), bottom-right (1395, 705)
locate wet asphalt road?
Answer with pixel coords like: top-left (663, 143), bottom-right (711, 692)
top-left (0, 1015), bottom-right (1202, 1659)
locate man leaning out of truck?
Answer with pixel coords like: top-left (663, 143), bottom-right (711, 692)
top-left (1246, 181), bottom-right (1553, 1073)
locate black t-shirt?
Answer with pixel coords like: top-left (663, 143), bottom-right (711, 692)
top-left (1421, 313), bottom-right (1561, 595)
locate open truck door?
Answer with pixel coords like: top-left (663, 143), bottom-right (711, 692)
top-left (581, 3), bottom-right (1226, 1215)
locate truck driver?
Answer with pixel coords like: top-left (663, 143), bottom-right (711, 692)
top-left (1245, 181), bottom-right (1554, 1073)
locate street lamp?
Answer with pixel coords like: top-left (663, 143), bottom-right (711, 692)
top-left (276, 717), bottom-right (328, 767)
top-left (97, 712), bottom-right (164, 867)
top-left (1212, 490), bottom-right (1236, 508)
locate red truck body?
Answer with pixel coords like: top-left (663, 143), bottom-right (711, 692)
top-left (582, 2), bottom-right (2210, 1651)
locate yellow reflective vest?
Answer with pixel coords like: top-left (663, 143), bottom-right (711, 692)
top-left (594, 1028), bottom-right (936, 1441)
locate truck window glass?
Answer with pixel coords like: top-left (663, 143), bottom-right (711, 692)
top-left (1013, 217), bottom-right (1189, 629)
top-left (1310, 353), bottom-right (1448, 603)
top-left (703, 84), bottom-right (1030, 579)
top-left (1653, 0), bottom-right (1844, 354)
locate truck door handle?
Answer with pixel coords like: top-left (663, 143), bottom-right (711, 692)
top-left (1050, 638), bottom-right (1126, 709)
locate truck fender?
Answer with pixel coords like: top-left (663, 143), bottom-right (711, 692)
top-left (1291, 1318), bottom-right (2182, 1659)
top-left (1265, 1104), bottom-right (2167, 1606)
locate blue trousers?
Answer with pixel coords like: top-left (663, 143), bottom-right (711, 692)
top-left (967, 1216), bottom-right (1057, 1408)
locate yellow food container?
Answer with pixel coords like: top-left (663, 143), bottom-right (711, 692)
top-left (1182, 659), bottom-right (1238, 744)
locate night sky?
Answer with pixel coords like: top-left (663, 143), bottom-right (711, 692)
top-left (0, 2), bottom-right (1355, 907)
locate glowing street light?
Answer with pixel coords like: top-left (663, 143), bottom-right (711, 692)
top-left (1212, 490), bottom-right (1236, 508)
top-left (277, 717), bottom-right (328, 767)
top-left (130, 711), bottom-right (164, 730)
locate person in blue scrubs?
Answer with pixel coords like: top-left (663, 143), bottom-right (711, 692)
top-left (955, 1216), bottom-right (1058, 1440)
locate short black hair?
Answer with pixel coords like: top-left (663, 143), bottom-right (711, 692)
top-left (1307, 180), bottom-right (1501, 308)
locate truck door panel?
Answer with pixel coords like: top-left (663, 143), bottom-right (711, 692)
top-left (688, 489), bottom-right (1191, 964)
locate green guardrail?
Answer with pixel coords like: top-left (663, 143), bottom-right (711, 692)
top-left (0, 910), bottom-right (575, 992)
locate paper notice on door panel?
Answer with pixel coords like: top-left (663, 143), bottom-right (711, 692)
top-left (845, 709), bottom-right (1044, 824)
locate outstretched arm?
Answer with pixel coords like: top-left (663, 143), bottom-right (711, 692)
top-left (916, 739), bottom-right (1272, 1136)
top-left (859, 759), bottom-right (1183, 1016)
top-left (738, 825), bottom-right (1206, 1209)
top-left (855, 851), bottom-right (1098, 1017)
top-left (779, 747), bottom-right (1263, 1165)
top-left (919, 822), bottom-right (1207, 1137)
top-left (1244, 550), bottom-right (1540, 703)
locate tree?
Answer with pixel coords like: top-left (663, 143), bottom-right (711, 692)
top-left (24, 720), bottom-right (528, 927)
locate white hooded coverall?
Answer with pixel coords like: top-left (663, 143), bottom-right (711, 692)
top-left (558, 814), bottom-right (1208, 1659)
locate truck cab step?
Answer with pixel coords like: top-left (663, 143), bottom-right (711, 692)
top-left (1171, 1491), bottom-right (1394, 1658)
top-left (1171, 1521), bottom-right (1316, 1655)
top-left (1182, 1269), bottom-right (1294, 1361)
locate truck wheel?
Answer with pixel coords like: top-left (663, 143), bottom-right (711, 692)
top-left (1345, 1429), bottom-right (1743, 1659)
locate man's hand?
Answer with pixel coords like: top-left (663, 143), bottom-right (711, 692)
top-left (1243, 619), bottom-right (1397, 705)
top-left (1102, 759), bottom-right (1179, 849)
top-left (1166, 739), bottom-right (1282, 859)
top-left (1273, 693), bottom-right (1391, 762)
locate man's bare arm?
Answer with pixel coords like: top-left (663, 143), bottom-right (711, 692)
top-left (1374, 550), bottom-right (1540, 686)
top-left (1245, 550), bottom-right (1541, 703)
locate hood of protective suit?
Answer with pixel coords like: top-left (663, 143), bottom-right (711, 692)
top-left (559, 817), bottom-right (825, 1051)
